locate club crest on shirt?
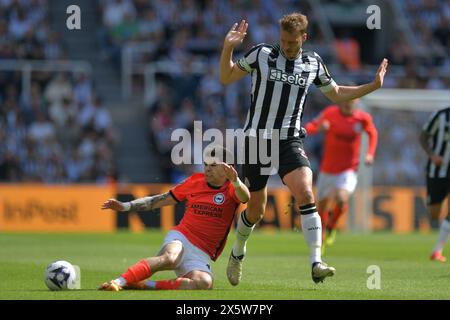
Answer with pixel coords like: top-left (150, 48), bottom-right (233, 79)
top-left (213, 193), bottom-right (225, 205)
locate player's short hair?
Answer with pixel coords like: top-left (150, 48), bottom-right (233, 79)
top-left (279, 12), bottom-right (308, 35)
top-left (203, 145), bottom-right (234, 165)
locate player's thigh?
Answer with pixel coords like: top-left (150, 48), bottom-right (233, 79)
top-left (447, 193), bottom-right (450, 216)
top-left (426, 177), bottom-right (448, 204)
top-left (158, 232), bottom-right (185, 267)
top-left (184, 270), bottom-right (214, 290)
top-left (282, 166), bottom-right (314, 205)
top-left (428, 203), bottom-right (443, 220)
top-left (246, 187), bottom-right (268, 223)
top-left (335, 188), bottom-right (351, 204)
top-left (316, 172), bottom-right (337, 201)
top-left (241, 135), bottom-right (272, 192)
top-left (446, 182), bottom-right (450, 216)
top-left (242, 163), bottom-right (270, 192)
top-left (159, 242), bottom-right (184, 268)
top-left (334, 170), bottom-right (357, 203)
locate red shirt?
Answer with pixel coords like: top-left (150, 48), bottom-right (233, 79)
top-left (305, 105), bottom-right (378, 174)
top-left (170, 173), bottom-right (242, 261)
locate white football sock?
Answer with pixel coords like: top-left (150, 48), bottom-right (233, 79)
top-left (300, 204), bottom-right (322, 265)
top-left (144, 280), bottom-right (156, 289)
top-left (232, 211), bottom-right (255, 258)
top-left (433, 219), bottom-right (450, 253)
top-left (114, 276), bottom-right (127, 287)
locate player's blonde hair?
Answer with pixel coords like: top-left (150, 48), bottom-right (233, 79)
top-left (279, 12), bottom-right (308, 35)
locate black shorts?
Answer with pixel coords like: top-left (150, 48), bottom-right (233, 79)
top-left (426, 177), bottom-right (450, 205)
top-left (241, 136), bottom-right (311, 192)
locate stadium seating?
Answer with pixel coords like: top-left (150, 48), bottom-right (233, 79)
top-left (0, 0), bottom-right (117, 183)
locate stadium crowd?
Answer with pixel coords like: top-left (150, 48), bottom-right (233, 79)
top-left (96, 0), bottom-right (448, 185)
top-left (1, 0), bottom-right (448, 186)
top-left (0, 0), bottom-right (117, 183)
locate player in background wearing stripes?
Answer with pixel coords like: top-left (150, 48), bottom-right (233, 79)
top-left (98, 146), bottom-right (250, 291)
top-left (419, 106), bottom-right (450, 262)
top-left (305, 98), bottom-right (378, 250)
top-left (220, 13), bottom-right (388, 285)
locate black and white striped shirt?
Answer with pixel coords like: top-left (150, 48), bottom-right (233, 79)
top-left (237, 43), bottom-right (336, 140)
top-left (422, 106), bottom-right (450, 178)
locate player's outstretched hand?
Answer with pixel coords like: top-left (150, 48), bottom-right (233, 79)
top-left (430, 154), bottom-right (444, 166)
top-left (224, 19), bottom-right (248, 49)
top-left (365, 154), bottom-right (374, 166)
top-left (221, 163), bottom-right (238, 183)
top-left (318, 120), bottom-right (330, 132)
top-left (101, 199), bottom-right (125, 211)
top-left (374, 58), bottom-right (388, 88)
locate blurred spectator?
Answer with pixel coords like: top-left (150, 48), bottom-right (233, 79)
top-left (102, 0), bottom-right (136, 28)
top-left (397, 63), bottom-right (424, 88)
top-left (388, 34), bottom-right (414, 66)
top-left (149, 98), bottom-right (177, 180)
top-left (3, 0), bottom-right (446, 187)
top-left (334, 29), bottom-right (362, 71)
top-left (73, 72), bottom-right (93, 107)
top-left (106, 0), bottom-right (444, 183)
top-left (28, 112), bottom-right (55, 142)
top-left (44, 73), bottom-right (73, 106)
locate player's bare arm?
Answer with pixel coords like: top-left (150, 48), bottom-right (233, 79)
top-left (221, 163), bottom-right (250, 203)
top-left (364, 154), bottom-right (374, 166)
top-left (324, 59), bottom-right (389, 103)
top-left (220, 19), bottom-right (249, 85)
top-left (364, 118), bottom-right (378, 166)
top-left (419, 131), bottom-right (444, 166)
top-left (101, 192), bottom-right (177, 212)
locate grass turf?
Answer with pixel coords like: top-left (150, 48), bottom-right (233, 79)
top-left (0, 231), bottom-right (449, 300)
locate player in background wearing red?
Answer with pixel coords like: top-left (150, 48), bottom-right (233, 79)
top-left (99, 146), bottom-right (250, 291)
top-left (305, 98), bottom-right (377, 248)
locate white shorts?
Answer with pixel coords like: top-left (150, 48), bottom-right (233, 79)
top-left (316, 170), bottom-right (358, 201)
top-left (158, 230), bottom-right (213, 278)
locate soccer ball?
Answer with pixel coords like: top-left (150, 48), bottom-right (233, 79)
top-left (44, 260), bottom-right (77, 291)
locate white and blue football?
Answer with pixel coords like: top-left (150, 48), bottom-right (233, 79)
top-left (44, 260), bottom-right (77, 291)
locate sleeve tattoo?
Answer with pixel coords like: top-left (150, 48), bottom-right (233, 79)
top-left (129, 192), bottom-right (170, 211)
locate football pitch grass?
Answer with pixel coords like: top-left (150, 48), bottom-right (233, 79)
top-left (0, 231), bottom-right (449, 300)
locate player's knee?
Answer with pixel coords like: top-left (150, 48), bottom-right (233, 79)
top-left (297, 189), bottom-right (315, 205)
top-left (335, 197), bottom-right (347, 206)
top-left (335, 190), bottom-right (350, 204)
top-left (161, 252), bottom-right (179, 269)
top-left (194, 276), bottom-right (213, 290)
top-left (428, 203), bottom-right (443, 221)
top-left (246, 207), bottom-right (265, 223)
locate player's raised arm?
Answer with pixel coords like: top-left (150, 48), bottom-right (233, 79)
top-left (221, 163), bottom-right (250, 203)
top-left (324, 58), bottom-right (389, 103)
top-left (220, 20), bottom-right (249, 85)
top-left (101, 192), bottom-right (177, 212)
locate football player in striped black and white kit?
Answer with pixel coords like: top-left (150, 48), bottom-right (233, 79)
top-left (220, 13), bottom-right (388, 285)
top-left (420, 106), bottom-right (450, 262)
